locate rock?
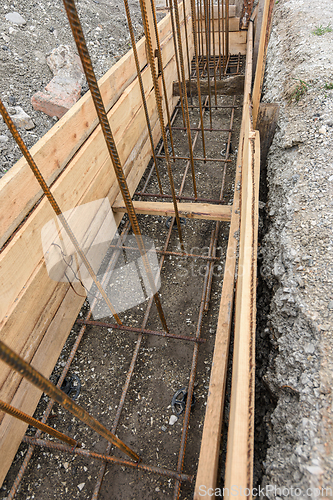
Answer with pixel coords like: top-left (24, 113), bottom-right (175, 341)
top-left (318, 125), bottom-right (326, 134)
top-left (328, 300), bottom-right (333, 310)
top-left (77, 482), bottom-right (85, 491)
top-left (7, 105), bottom-right (35, 130)
top-left (304, 465), bottom-right (324, 475)
top-left (5, 12), bottom-right (26, 26)
top-left (169, 415), bottom-right (178, 426)
top-left (63, 462), bottom-right (69, 470)
top-left (31, 45), bottom-right (85, 119)
top-left (0, 135), bottom-right (9, 143)
top-left (161, 425), bottom-right (167, 432)
top-left (8, 26), bottom-right (16, 35)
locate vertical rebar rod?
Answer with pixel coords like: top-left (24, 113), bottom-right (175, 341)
top-left (8, 222), bottom-right (131, 500)
top-left (123, 0), bottom-right (163, 194)
top-left (203, 0), bottom-right (213, 128)
top-left (217, 0), bottom-right (222, 78)
top-left (211, 0), bottom-right (218, 105)
top-left (0, 399), bottom-right (80, 448)
top-left (149, 0), bottom-right (177, 161)
top-left (0, 340), bottom-right (140, 462)
top-left (0, 99), bottom-right (122, 326)
top-left (137, 0), bottom-right (185, 251)
top-left (169, 0), bottom-right (187, 128)
top-left (182, 0), bottom-right (192, 104)
top-left (225, 0), bottom-right (229, 65)
top-left (189, 0), bottom-right (207, 159)
top-left (62, 0), bottom-right (170, 331)
top-left (170, 0), bottom-right (198, 197)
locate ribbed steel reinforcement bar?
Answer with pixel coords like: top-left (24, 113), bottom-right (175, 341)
top-left (0, 400), bottom-right (80, 449)
top-left (138, 0), bottom-right (186, 251)
top-left (7, 223), bottom-right (132, 499)
top-left (63, 0), bottom-right (170, 332)
top-left (0, 340), bottom-right (140, 462)
top-left (0, 98), bottom-right (122, 325)
top-left (22, 437), bottom-right (193, 483)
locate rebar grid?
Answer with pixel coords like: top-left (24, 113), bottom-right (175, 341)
top-left (2, 0), bottom-right (245, 497)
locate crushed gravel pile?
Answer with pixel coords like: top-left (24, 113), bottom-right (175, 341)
top-left (259, 0), bottom-right (333, 496)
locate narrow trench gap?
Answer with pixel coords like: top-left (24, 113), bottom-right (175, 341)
top-left (253, 141), bottom-right (278, 488)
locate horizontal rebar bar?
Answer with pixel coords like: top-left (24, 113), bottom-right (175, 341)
top-left (134, 191), bottom-right (226, 205)
top-left (171, 126), bottom-right (231, 132)
top-left (156, 155), bottom-right (231, 163)
top-left (76, 319), bottom-right (206, 343)
top-left (22, 437), bottom-right (193, 483)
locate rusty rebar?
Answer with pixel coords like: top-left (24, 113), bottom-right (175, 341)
top-left (123, 0), bottom-right (163, 194)
top-left (0, 98), bottom-right (122, 325)
top-left (182, 0), bottom-right (192, 104)
top-left (62, 0), bottom-right (170, 331)
top-left (0, 399), bottom-right (80, 448)
top-left (137, 0), bottom-right (185, 251)
top-left (22, 436), bottom-right (193, 483)
top-left (76, 319), bottom-right (206, 343)
top-left (189, 0), bottom-right (207, 159)
top-left (0, 340), bottom-right (140, 462)
top-left (149, 0), bottom-right (177, 160)
top-left (171, 0), bottom-right (199, 197)
top-left (7, 224), bottom-right (132, 499)
top-left (169, 0), bottom-right (186, 128)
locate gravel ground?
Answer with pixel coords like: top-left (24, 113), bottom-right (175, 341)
top-left (0, 0), bottom-right (144, 177)
top-left (259, 0), bottom-right (333, 496)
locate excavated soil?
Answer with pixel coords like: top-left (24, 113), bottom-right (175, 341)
top-left (257, 0), bottom-right (333, 497)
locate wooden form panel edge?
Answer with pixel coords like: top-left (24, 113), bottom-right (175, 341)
top-left (112, 200), bottom-right (232, 221)
top-left (194, 19), bottom-right (253, 499)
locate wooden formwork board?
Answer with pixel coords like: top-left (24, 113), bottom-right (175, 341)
top-left (194, 19), bottom-right (254, 499)
top-left (0, 8), bottom-right (193, 484)
top-left (200, 30), bottom-right (247, 55)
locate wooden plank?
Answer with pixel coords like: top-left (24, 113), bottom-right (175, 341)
top-left (173, 74), bottom-right (244, 96)
top-left (194, 20), bottom-right (254, 499)
top-left (253, 0), bottom-right (264, 80)
top-left (0, 286), bottom-right (84, 487)
top-left (223, 106), bottom-right (256, 499)
top-left (200, 30), bottom-right (247, 55)
top-left (198, 4), bottom-right (236, 18)
top-left (252, 0), bottom-right (274, 128)
top-left (198, 17), bottom-right (241, 32)
top-left (112, 200), bottom-right (232, 221)
top-left (0, 12), bottom-right (174, 249)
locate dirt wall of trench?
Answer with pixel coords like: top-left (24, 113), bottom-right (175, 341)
top-left (258, 0), bottom-right (333, 497)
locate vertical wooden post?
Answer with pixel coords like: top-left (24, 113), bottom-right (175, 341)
top-left (252, 0), bottom-right (275, 128)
